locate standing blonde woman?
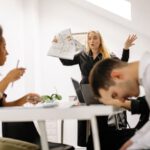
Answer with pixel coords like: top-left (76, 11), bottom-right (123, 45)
top-left (56, 30), bottom-right (137, 150)
top-left (60, 31), bottom-right (136, 84)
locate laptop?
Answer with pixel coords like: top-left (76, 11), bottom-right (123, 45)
top-left (71, 78), bottom-right (100, 105)
top-left (71, 78), bottom-right (85, 103)
top-left (80, 84), bottom-right (100, 105)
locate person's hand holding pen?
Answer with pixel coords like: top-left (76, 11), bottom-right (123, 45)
top-left (5, 67), bottom-right (26, 86)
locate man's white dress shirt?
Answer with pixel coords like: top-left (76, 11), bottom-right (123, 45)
top-left (128, 52), bottom-right (150, 150)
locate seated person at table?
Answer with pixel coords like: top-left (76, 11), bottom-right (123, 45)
top-left (0, 25), bottom-right (40, 150)
top-left (0, 24), bottom-right (41, 143)
top-left (0, 29), bottom-right (40, 106)
top-left (89, 54), bottom-right (150, 149)
top-left (0, 25), bottom-right (74, 150)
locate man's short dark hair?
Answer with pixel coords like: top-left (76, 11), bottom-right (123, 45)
top-left (89, 58), bottom-right (127, 97)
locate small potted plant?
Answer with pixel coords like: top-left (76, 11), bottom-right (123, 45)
top-left (41, 93), bottom-right (62, 103)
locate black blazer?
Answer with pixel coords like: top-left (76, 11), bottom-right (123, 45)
top-left (60, 49), bottom-right (129, 84)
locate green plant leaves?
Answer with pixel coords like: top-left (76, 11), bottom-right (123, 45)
top-left (51, 94), bottom-right (62, 100)
top-left (41, 93), bottom-right (62, 103)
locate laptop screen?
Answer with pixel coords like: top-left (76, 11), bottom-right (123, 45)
top-left (80, 84), bottom-right (100, 105)
top-left (71, 78), bottom-right (85, 103)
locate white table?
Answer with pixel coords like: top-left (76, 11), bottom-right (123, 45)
top-left (0, 105), bottom-right (118, 150)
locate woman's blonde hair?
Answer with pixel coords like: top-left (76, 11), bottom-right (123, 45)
top-left (86, 31), bottom-right (110, 59)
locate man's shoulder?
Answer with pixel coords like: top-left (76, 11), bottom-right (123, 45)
top-left (139, 52), bottom-right (150, 81)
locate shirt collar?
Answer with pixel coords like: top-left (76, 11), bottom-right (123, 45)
top-left (88, 50), bottom-right (102, 58)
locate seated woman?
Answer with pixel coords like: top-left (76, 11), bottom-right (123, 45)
top-left (0, 25), bottom-right (40, 150)
top-left (0, 24), bottom-right (42, 144)
top-left (0, 25), bottom-right (74, 150)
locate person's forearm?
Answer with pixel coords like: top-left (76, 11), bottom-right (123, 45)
top-left (2, 97), bottom-right (26, 106)
top-left (120, 140), bottom-right (133, 150)
top-left (0, 76), bottom-right (11, 92)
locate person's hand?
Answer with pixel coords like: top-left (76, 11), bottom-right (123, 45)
top-left (119, 140), bottom-right (133, 150)
top-left (9, 93), bottom-right (41, 106)
top-left (52, 36), bottom-right (58, 43)
top-left (99, 89), bottom-right (126, 107)
top-left (25, 93), bottom-right (41, 105)
top-left (124, 34), bottom-right (137, 49)
top-left (6, 67), bottom-right (26, 83)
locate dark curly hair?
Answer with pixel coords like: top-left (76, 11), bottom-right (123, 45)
top-left (0, 25), bottom-right (3, 44)
top-left (0, 25), bottom-right (3, 38)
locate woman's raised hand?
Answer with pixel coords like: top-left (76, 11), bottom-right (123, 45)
top-left (52, 36), bottom-right (58, 43)
top-left (124, 34), bottom-right (137, 49)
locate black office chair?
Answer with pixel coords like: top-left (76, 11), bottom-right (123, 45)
top-left (2, 122), bottom-right (74, 150)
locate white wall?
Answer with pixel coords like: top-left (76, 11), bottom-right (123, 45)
top-left (0, 0), bottom-right (150, 147)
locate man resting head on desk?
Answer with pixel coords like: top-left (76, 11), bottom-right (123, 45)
top-left (89, 56), bottom-right (150, 150)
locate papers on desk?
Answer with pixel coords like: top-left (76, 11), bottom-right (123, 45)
top-left (47, 28), bottom-right (85, 60)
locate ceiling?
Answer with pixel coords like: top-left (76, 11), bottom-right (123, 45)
top-left (70, 0), bottom-right (150, 38)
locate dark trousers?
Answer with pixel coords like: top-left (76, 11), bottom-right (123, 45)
top-left (87, 126), bottom-right (135, 150)
top-left (2, 122), bottom-right (40, 145)
top-left (2, 122), bottom-right (74, 150)
top-left (78, 116), bottom-right (135, 150)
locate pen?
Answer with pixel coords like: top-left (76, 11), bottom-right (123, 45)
top-left (16, 59), bottom-right (20, 68)
top-left (11, 59), bottom-right (20, 87)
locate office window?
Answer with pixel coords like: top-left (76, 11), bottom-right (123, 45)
top-left (85, 0), bottom-right (131, 20)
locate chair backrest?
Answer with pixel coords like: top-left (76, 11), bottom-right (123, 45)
top-left (0, 137), bottom-right (39, 150)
